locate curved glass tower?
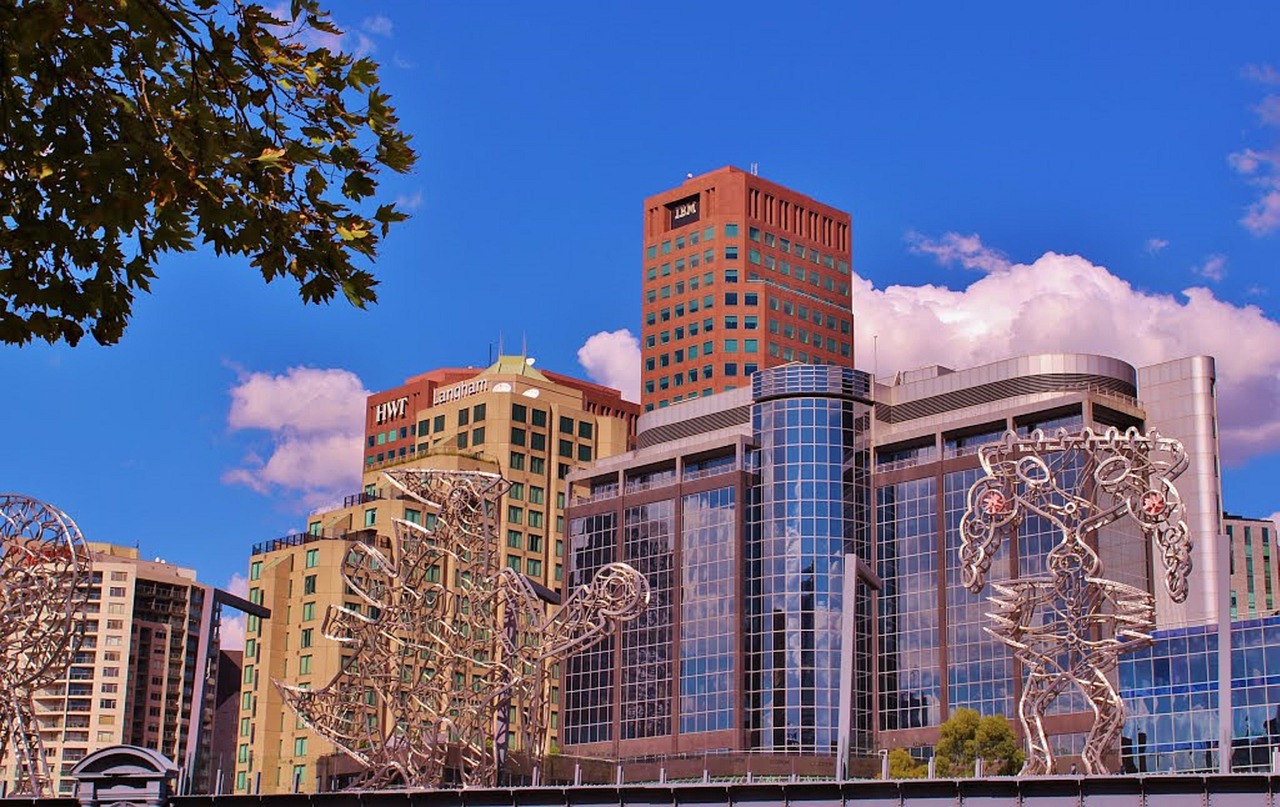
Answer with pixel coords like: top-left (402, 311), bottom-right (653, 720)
top-left (747, 364), bottom-right (874, 754)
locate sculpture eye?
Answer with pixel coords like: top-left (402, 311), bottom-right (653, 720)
top-left (981, 490), bottom-right (1008, 516)
top-left (1141, 490), bottom-right (1168, 517)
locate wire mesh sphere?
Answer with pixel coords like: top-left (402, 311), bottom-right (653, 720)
top-left (0, 494), bottom-right (94, 691)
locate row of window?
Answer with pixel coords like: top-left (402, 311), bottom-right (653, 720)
top-left (645, 364), bottom-right (761, 395)
top-left (646, 340), bottom-right (761, 369)
top-left (645, 225), bottom-right (720, 259)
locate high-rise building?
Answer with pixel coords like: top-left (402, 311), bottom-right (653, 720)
top-left (563, 354), bottom-right (1226, 774)
top-left (1225, 513), bottom-right (1279, 619)
top-left (234, 357), bottom-right (638, 794)
top-left (640, 167), bottom-right (854, 413)
top-left (0, 545), bottom-right (222, 796)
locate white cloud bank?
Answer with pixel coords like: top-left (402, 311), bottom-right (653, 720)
top-left (223, 366), bottom-right (370, 507)
top-left (575, 236), bottom-right (1280, 467)
top-left (577, 329), bottom-right (641, 402)
top-left (862, 234), bottom-right (1280, 466)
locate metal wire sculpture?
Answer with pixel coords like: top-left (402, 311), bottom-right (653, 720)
top-left (0, 495), bottom-right (94, 796)
top-left (277, 470), bottom-right (649, 789)
top-left (959, 428), bottom-right (1190, 775)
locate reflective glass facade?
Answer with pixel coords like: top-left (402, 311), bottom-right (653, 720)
top-left (622, 501), bottom-right (675, 739)
top-left (1120, 617), bottom-right (1280, 773)
top-left (877, 477), bottom-right (940, 730)
top-left (680, 487), bottom-right (736, 734)
top-left (563, 513), bottom-right (617, 745)
top-left (747, 365), bottom-right (873, 754)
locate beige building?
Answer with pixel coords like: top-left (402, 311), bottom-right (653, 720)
top-left (234, 357), bottom-right (637, 793)
top-left (0, 545), bottom-right (219, 796)
top-left (1226, 513), bottom-right (1279, 619)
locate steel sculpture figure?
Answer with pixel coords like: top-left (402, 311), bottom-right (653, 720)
top-left (959, 428), bottom-right (1191, 775)
top-left (277, 470), bottom-right (649, 789)
top-left (0, 495), bottom-right (94, 796)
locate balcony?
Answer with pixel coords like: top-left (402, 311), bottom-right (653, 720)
top-left (251, 527), bottom-right (387, 556)
top-left (682, 458), bottom-right (740, 482)
top-left (572, 484), bottom-right (619, 506)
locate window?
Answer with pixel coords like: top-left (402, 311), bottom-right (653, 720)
top-left (108, 586), bottom-right (126, 598)
top-left (749, 226), bottom-right (760, 241)
top-left (530, 432), bottom-right (546, 451)
top-left (458, 408), bottom-right (469, 427)
top-left (305, 549), bottom-right (318, 568)
top-left (508, 530), bottom-right (523, 549)
top-left (578, 444), bottom-right (592, 462)
top-left (508, 556), bottom-right (523, 572)
top-left (745, 339), bottom-right (759, 353)
top-left (531, 408), bottom-right (547, 427)
top-left (529, 486), bottom-right (545, 504)
top-left (725, 339), bottom-right (738, 353)
top-left (559, 439), bottom-right (573, 458)
top-left (724, 245), bottom-right (738, 260)
top-left (364, 508), bottom-right (376, 527)
top-left (530, 456), bottom-right (545, 474)
top-left (527, 559), bottom-right (543, 577)
top-left (294, 736), bottom-right (308, 756)
top-left (509, 451), bottom-right (525, 470)
top-left (508, 506), bottom-right (523, 524)
top-left (432, 414), bottom-right (445, 432)
top-left (724, 293), bottom-right (738, 306)
top-left (511, 403), bottom-right (527, 423)
top-left (303, 575), bottom-right (316, 595)
top-left (511, 427), bottom-right (527, 446)
top-left (725, 363), bottom-right (739, 376)
top-left (472, 426), bottom-right (485, 445)
top-left (725, 315), bottom-right (738, 328)
top-left (302, 602), bottom-right (315, 621)
top-left (529, 511), bottom-right (544, 529)
top-left (559, 416), bottom-right (574, 433)
top-left (300, 628), bottom-right (313, 648)
top-left (510, 482), bottom-right (524, 500)
top-left (745, 315), bottom-right (759, 329)
top-left (250, 561), bottom-right (262, 580)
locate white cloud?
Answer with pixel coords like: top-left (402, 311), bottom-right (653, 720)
top-left (1146, 237), bottom-right (1169, 254)
top-left (361, 15), bottom-right (393, 37)
top-left (395, 189), bottom-right (423, 211)
top-left (577, 329), bottom-right (641, 402)
top-left (1192, 254), bottom-right (1227, 282)
top-left (1244, 64), bottom-right (1280, 85)
top-left (1271, 512), bottom-right (1280, 535)
top-left (1232, 71), bottom-right (1280, 235)
top-left (906, 231), bottom-right (1012, 273)
top-left (861, 234), bottom-right (1280, 466)
top-left (219, 573), bottom-right (249, 651)
top-left (223, 366), bottom-right (369, 507)
top-left (1242, 190), bottom-right (1280, 236)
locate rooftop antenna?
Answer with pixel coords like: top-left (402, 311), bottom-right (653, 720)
top-left (521, 332), bottom-right (527, 359)
top-left (750, 162), bottom-right (759, 176)
top-left (497, 331), bottom-right (504, 359)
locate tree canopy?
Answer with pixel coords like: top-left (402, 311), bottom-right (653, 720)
top-left (0, 0), bottom-right (416, 346)
top-left (933, 708), bottom-right (1025, 777)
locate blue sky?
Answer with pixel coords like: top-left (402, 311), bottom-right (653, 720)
top-left (5, 1), bottom-right (1280, 595)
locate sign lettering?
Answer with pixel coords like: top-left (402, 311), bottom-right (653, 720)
top-left (375, 396), bottom-right (409, 424)
top-left (668, 194), bottom-right (700, 228)
top-left (433, 378), bottom-right (489, 405)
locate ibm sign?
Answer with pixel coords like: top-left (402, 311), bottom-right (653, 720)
top-left (668, 194), bottom-right (700, 228)
top-left (374, 396), bottom-right (409, 424)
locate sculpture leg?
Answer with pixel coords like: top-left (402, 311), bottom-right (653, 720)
top-left (6, 701), bottom-right (48, 796)
top-left (1018, 667), bottom-right (1054, 776)
top-left (1081, 664), bottom-right (1124, 775)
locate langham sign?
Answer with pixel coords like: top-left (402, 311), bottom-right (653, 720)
top-left (433, 378), bottom-right (488, 405)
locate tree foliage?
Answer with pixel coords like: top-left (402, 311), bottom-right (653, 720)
top-left (0, 0), bottom-right (416, 346)
top-left (885, 748), bottom-right (927, 779)
top-left (934, 708), bottom-right (1025, 777)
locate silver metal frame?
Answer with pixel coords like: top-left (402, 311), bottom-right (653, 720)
top-left (959, 428), bottom-right (1191, 775)
top-left (0, 494), bottom-right (94, 796)
top-left (277, 470), bottom-right (649, 789)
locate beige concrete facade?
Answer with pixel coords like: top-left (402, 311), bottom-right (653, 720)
top-left (0, 545), bottom-right (215, 796)
top-left (1226, 513), bottom-right (1279, 619)
top-left (234, 357), bottom-right (637, 794)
